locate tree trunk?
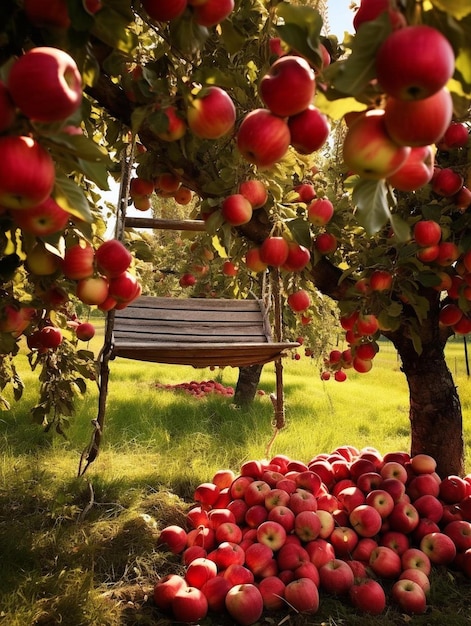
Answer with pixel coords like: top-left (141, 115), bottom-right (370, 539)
top-left (387, 292), bottom-right (464, 478)
top-left (234, 364), bottom-right (263, 407)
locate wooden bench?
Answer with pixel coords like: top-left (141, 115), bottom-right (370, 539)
top-left (111, 296), bottom-right (299, 368)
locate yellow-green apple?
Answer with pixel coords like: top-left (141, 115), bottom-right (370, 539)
top-left (200, 576), bottom-right (231, 613)
top-left (258, 576), bottom-right (285, 611)
top-left (75, 322), bottom-right (95, 341)
top-left (413, 220), bottom-right (442, 247)
top-left (401, 547), bottom-right (432, 576)
top-left (193, 0), bottom-right (234, 27)
top-left (342, 109), bottom-right (410, 179)
top-left (185, 557), bottom-right (217, 590)
top-left (259, 55), bottom-right (315, 117)
top-left (221, 193), bottom-right (253, 226)
top-left (153, 574), bottom-right (187, 611)
top-left (76, 276), bottom-right (109, 305)
top-left (158, 524), bottom-right (188, 554)
top-left (314, 232), bottom-right (337, 254)
top-left (353, 0), bottom-right (406, 31)
top-left (238, 179), bottom-right (268, 209)
top-left (399, 568), bottom-right (431, 595)
top-left (443, 520), bottom-right (471, 551)
top-left (284, 577), bottom-right (319, 613)
top-left (0, 81), bottom-right (15, 132)
top-left (439, 475), bottom-right (469, 504)
top-left (387, 145), bottom-right (435, 191)
top-left (225, 583), bottom-right (263, 626)
top-left (11, 197), bottom-right (69, 236)
top-left (26, 243), bottom-right (61, 275)
top-left (369, 546), bottom-right (402, 578)
top-left (8, 47), bottom-right (82, 123)
top-left (349, 578), bottom-right (386, 615)
top-left (440, 121), bottom-right (469, 149)
top-left (282, 242), bottom-right (311, 271)
top-left (375, 25), bottom-right (455, 100)
top-left (287, 289), bottom-right (311, 313)
top-left (432, 167), bottom-right (464, 197)
top-left (0, 136), bottom-right (55, 209)
top-left (187, 86), bottom-right (235, 139)
top-left (256, 520), bottom-right (287, 550)
top-left (384, 87), bottom-right (453, 147)
top-left (329, 526), bottom-right (359, 557)
top-left (319, 558), bottom-right (354, 595)
top-left (172, 586), bottom-right (208, 622)
top-left (307, 198), bottom-right (334, 225)
top-left (141, 0), bottom-right (187, 21)
top-left (236, 108), bottom-right (291, 169)
top-left (156, 105), bottom-right (186, 141)
top-left (23, 0), bottom-right (71, 28)
top-left (288, 105), bottom-right (330, 154)
top-left (391, 579), bottom-right (426, 614)
top-left (420, 531), bottom-right (457, 565)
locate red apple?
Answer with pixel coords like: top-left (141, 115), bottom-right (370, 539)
top-left (62, 243), bottom-right (95, 280)
top-left (221, 193), bottom-right (253, 226)
top-left (353, 0), bottom-right (406, 31)
top-left (401, 547), bottom-right (432, 576)
top-left (420, 531), bottom-right (457, 565)
top-left (95, 240), bottom-right (132, 278)
top-left (155, 105), bottom-right (186, 141)
top-left (314, 232), bottom-right (337, 255)
top-left (11, 196), bottom-right (69, 236)
top-left (307, 198), bottom-right (334, 226)
top-left (108, 271), bottom-right (140, 303)
top-left (23, 0), bottom-right (71, 28)
top-left (443, 520), bottom-right (471, 552)
top-left (153, 574), bottom-right (187, 611)
top-left (288, 105), bottom-right (330, 154)
top-left (187, 86), bottom-right (235, 139)
top-left (282, 242), bottom-right (311, 272)
top-left (0, 136), bottom-right (55, 209)
top-left (141, 0), bottom-right (187, 21)
top-left (76, 322), bottom-right (95, 341)
top-left (172, 585), bottom-right (208, 622)
top-left (399, 568), bottom-right (431, 595)
top-left (259, 55), bottom-right (315, 117)
top-left (391, 579), bottom-right (427, 614)
top-left (413, 220), bottom-right (442, 247)
top-left (329, 526), bottom-right (359, 557)
top-left (8, 47), bottom-right (82, 123)
top-left (319, 558), bottom-right (354, 595)
top-left (237, 108), bottom-right (291, 169)
top-left (287, 289), bottom-right (311, 313)
top-left (440, 121), bottom-right (469, 149)
top-left (158, 525), bottom-right (188, 554)
top-left (259, 236), bottom-right (289, 267)
top-left (225, 583), bottom-right (263, 626)
top-left (294, 183), bottom-right (316, 203)
top-left (387, 145), bottom-right (435, 191)
top-left (200, 576), bottom-right (231, 613)
top-left (349, 504), bottom-right (383, 537)
top-left (192, 0), bottom-right (234, 27)
top-left (39, 326), bottom-right (63, 349)
top-left (369, 545), bottom-right (402, 578)
top-left (349, 578), bottom-right (386, 615)
top-left (384, 87), bottom-right (453, 147)
top-left (284, 577), bottom-right (319, 613)
top-left (244, 247), bottom-right (268, 273)
top-left (375, 25), bottom-right (455, 100)
top-left (258, 576), bottom-right (285, 611)
top-left (432, 167), bottom-right (464, 197)
top-left (238, 179), bottom-right (268, 209)
top-left (342, 109), bottom-right (411, 180)
top-left (440, 475), bottom-right (469, 504)
top-left (185, 557), bottom-right (217, 589)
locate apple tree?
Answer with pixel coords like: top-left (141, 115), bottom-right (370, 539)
top-left (1, 0), bottom-right (471, 477)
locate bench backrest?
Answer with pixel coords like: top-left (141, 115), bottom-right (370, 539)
top-left (112, 296), bottom-right (273, 346)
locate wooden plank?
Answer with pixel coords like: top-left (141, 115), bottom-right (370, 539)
top-left (125, 217), bottom-right (206, 231)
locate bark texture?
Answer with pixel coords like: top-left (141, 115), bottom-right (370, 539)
top-left (234, 364), bottom-right (263, 407)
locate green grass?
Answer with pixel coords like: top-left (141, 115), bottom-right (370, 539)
top-left (1, 336), bottom-right (471, 625)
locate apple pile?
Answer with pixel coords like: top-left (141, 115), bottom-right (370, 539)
top-left (154, 447), bottom-right (471, 623)
top-left (237, 55), bottom-right (330, 169)
top-left (155, 379), bottom-right (235, 399)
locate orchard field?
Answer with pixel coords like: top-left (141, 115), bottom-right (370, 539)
top-left (1, 335), bottom-right (471, 625)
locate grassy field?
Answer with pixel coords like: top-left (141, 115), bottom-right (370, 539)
top-left (1, 334), bottom-right (471, 625)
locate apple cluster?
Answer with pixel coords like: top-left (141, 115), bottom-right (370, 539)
top-left (155, 379), bottom-right (235, 399)
top-left (141, 0), bottom-right (234, 29)
top-left (343, 23), bottom-right (456, 189)
top-left (129, 174), bottom-right (194, 212)
top-left (154, 447), bottom-right (471, 623)
top-left (237, 55), bottom-right (330, 170)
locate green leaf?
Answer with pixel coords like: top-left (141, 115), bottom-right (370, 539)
top-left (332, 14), bottom-right (391, 96)
top-left (352, 179), bottom-right (390, 235)
top-left (430, 0), bottom-right (471, 19)
top-left (390, 214), bottom-right (411, 243)
top-left (286, 218), bottom-right (312, 249)
top-left (53, 174), bottom-right (93, 223)
top-left (92, 7), bottom-right (137, 53)
top-left (220, 21), bottom-right (246, 54)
